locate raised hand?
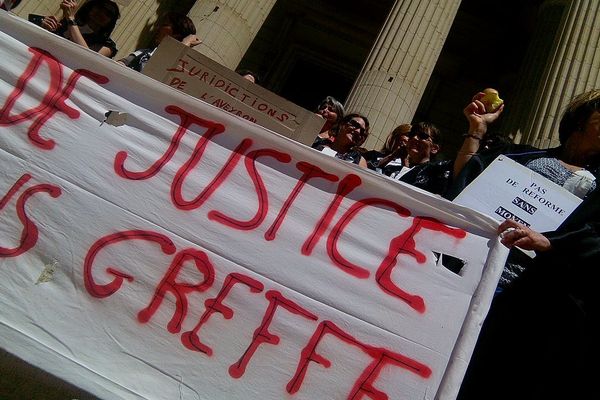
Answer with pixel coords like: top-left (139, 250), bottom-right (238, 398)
top-left (463, 91), bottom-right (504, 138)
top-left (40, 16), bottom-right (61, 32)
top-left (182, 34), bottom-right (202, 47)
top-left (60, 0), bottom-right (78, 20)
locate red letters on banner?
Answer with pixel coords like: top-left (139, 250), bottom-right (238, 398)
top-left (229, 289), bottom-right (318, 379)
top-left (0, 48), bottom-right (108, 150)
top-left (287, 320), bottom-right (432, 398)
top-left (0, 173), bottom-right (61, 257)
top-left (111, 104), bottom-right (468, 312)
top-left (0, 47), bottom-right (472, 397)
top-left (82, 232), bottom-right (434, 398)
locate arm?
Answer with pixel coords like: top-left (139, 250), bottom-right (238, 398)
top-left (60, 1), bottom-right (89, 48)
top-left (377, 146), bottom-right (408, 169)
top-left (453, 92), bottom-right (504, 178)
top-left (358, 156), bottom-right (368, 169)
top-left (60, 0), bottom-right (113, 57)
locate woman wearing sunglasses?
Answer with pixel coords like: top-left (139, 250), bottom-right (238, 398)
top-left (383, 122), bottom-right (453, 194)
top-left (314, 113), bottom-right (370, 168)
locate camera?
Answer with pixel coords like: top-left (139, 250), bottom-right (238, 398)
top-left (28, 14), bottom-right (45, 26)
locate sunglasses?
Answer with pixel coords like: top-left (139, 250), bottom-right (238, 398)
top-left (346, 119), bottom-right (366, 135)
top-left (318, 104), bottom-right (336, 112)
top-left (409, 131), bottom-right (433, 141)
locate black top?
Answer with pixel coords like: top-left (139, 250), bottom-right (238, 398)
top-left (313, 141), bottom-right (363, 165)
top-left (445, 143), bottom-right (600, 200)
top-left (55, 23), bottom-right (118, 58)
top-left (458, 186), bottom-right (600, 400)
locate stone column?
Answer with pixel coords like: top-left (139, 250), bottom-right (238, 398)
top-left (344, 0), bottom-right (462, 150)
top-left (188, 0), bottom-right (277, 70)
top-left (110, 0), bottom-right (164, 60)
top-left (514, 0), bottom-right (600, 148)
top-left (13, 0), bottom-right (62, 22)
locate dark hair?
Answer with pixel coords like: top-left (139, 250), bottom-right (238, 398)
top-left (558, 89), bottom-right (600, 144)
top-left (411, 121), bottom-right (441, 144)
top-left (236, 69), bottom-right (260, 84)
top-left (1, 0), bottom-right (22, 10)
top-left (316, 96), bottom-right (345, 124)
top-left (75, 0), bottom-right (120, 39)
top-left (382, 123), bottom-right (411, 154)
top-left (338, 113), bottom-right (370, 146)
top-left (159, 12), bottom-right (196, 41)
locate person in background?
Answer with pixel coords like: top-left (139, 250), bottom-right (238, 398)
top-left (311, 96), bottom-right (345, 149)
top-left (314, 113), bottom-right (370, 168)
top-left (38, 0), bottom-right (120, 58)
top-left (449, 89), bottom-right (599, 201)
top-left (384, 122), bottom-right (453, 195)
top-left (363, 123), bottom-right (411, 173)
top-left (236, 69), bottom-right (260, 84)
top-left (119, 12), bottom-right (200, 72)
top-left (458, 181), bottom-right (600, 400)
top-left (0, 0), bottom-right (22, 10)
top-left (447, 89), bottom-right (600, 290)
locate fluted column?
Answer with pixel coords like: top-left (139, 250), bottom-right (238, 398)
top-left (516, 0), bottom-right (600, 148)
top-left (188, 0), bottom-right (277, 70)
top-left (110, 0), bottom-right (164, 60)
top-left (12, 0), bottom-right (62, 22)
top-left (344, 0), bottom-right (462, 150)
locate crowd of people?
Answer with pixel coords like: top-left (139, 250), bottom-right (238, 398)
top-left (8, 0), bottom-right (202, 73)
top-left (3, 2), bottom-right (600, 399)
top-left (312, 89), bottom-right (600, 400)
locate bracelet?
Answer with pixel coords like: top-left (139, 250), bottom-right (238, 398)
top-left (462, 133), bottom-right (483, 140)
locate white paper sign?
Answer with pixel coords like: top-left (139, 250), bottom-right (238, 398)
top-left (453, 155), bottom-right (583, 232)
top-left (0, 11), bottom-right (508, 400)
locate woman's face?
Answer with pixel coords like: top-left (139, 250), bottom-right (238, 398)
top-left (338, 117), bottom-right (367, 147)
top-left (154, 19), bottom-right (175, 45)
top-left (317, 103), bottom-right (338, 123)
top-left (581, 111), bottom-right (600, 152)
top-left (407, 128), bottom-right (438, 164)
top-left (87, 7), bottom-right (113, 32)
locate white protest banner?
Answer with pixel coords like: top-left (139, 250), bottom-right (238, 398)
top-left (453, 155), bottom-right (583, 232)
top-left (0, 11), bottom-right (508, 400)
top-left (142, 37), bottom-right (325, 146)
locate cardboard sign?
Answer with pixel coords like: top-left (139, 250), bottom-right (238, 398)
top-left (0, 11), bottom-right (509, 400)
top-left (453, 155), bottom-right (583, 232)
top-left (142, 37), bottom-right (325, 146)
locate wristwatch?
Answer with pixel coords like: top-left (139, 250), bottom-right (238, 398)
top-left (66, 18), bottom-right (77, 26)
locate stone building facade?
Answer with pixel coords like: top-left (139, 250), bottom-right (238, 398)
top-left (11, 0), bottom-right (600, 154)
top-left (2, 0), bottom-right (600, 398)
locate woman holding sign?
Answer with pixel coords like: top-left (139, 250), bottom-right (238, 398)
top-left (458, 185), bottom-right (600, 400)
top-left (448, 90), bottom-right (600, 289)
top-left (456, 89), bottom-right (600, 400)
